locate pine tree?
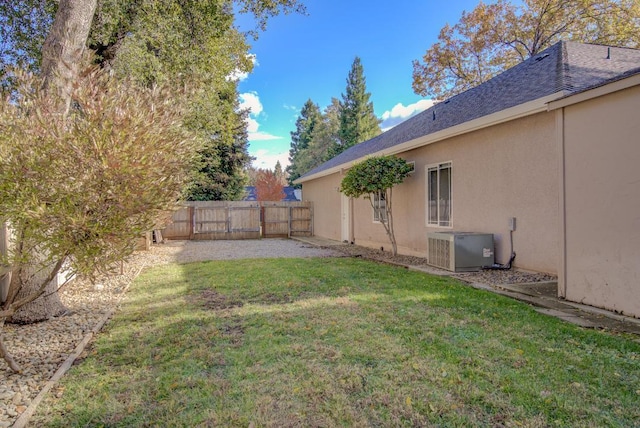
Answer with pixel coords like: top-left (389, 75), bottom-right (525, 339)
top-left (286, 99), bottom-right (322, 185)
top-left (295, 98), bottom-right (341, 173)
top-left (274, 160), bottom-right (287, 185)
top-left (334, 57), bottom-right (381, 157)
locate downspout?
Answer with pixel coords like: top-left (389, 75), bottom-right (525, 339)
top-left (556, 108), bottom-right (568, 298)
top-left (349, 197), bottom-right (355, 244)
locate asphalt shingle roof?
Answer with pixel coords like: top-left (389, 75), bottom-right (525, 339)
top-left (298, 41), bottom-right (640, 181)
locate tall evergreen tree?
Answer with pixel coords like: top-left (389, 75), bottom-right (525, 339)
top-left (286, 98), bottom-right (322, 185)
top-left (274, 160), bottom-right (286, 185)
top-left (184, 83), bottom-right (252, 201)
top-left (333, 56), bottom-right (381, 157)
top-left (295, 98), bottom-right (341, 174)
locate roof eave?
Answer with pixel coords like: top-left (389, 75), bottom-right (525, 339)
top-left (294, 92), bottom-right (564, 184)
top-left (548, 72), bottom-right (640, 110)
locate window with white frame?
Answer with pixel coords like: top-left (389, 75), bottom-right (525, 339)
top-left (373, 190), bottom-right (387, 223)
top-left (407, 161), bottom-right (416, 174)
top-left (427, 162), bottom-right (452, 227)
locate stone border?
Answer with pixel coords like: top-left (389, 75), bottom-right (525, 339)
top-left (11, 265), bottom-right (142, 428)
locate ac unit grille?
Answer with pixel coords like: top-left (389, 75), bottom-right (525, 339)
top-left (427, 232), bottom-right (494, 272)
top-left (428, 237), bottom-right (452, 270)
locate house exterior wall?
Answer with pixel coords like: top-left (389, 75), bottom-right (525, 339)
top-left (561, 84), bottom-right (640, 317)
top-left (304, 112), bottom-right (559, 274)
top-left (300, 172), bottom-right (344, 242)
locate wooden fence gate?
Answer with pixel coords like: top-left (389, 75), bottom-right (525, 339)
top-left (161, 201), bottom-right (313, 240)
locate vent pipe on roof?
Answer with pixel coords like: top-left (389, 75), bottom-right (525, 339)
top-left (607, 47), bottom-right (611, 59)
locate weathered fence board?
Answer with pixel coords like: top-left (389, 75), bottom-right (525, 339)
top-left (161, 201), bottom-right (312, 240)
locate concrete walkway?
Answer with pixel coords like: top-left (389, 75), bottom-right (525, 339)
top-left (294, 236), bottom-right (640, 337)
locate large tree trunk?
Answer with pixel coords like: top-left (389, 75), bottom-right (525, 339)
top-left (6, 250), bottom-right (68, 324)
top-left (8, 0), bottom-right (98, 325)
top-left (41, 0), bottom-right (98, 115)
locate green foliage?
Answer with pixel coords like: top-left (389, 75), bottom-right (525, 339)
top-left (412, 0), bottom-right (640, 100)
top-left (0, 67), bottom-right (196, 278)
top-left (340, 156), bottom-right (412, 255)
top-left (89, 0), bottom-right (255, 200)
top-left (0, 0), bottom-right (57, 80)
top-left (1, 0), bottom-right (305, 200)
top-left (334, 56), bottom-right (380, 156)
top-left (287, 99), bottom-right (322, 184)
top-left (183, 84), bottom-right (251, 201)
top-left (235, 0), bottom-right (306, 33)
top-left (287, 98), bottom-right (341, 185)
top-left (340, 156), bottom-right (412, 199)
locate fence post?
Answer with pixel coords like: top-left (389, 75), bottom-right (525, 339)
top-left (260, 202), bottom-right (265, 238)
top-left (188, 206), bottom-right (195, 240)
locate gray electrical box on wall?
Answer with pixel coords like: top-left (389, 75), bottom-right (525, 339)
top-left (509, 217), bottom-right (516, 231)
top-left (427, 232), bottom-right (495, 272)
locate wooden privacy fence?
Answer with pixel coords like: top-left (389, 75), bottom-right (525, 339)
top-left (161, 201), bottom-right (313, 240)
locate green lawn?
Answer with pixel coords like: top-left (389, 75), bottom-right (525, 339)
top-left (34, 257), bottom-right (640, 427)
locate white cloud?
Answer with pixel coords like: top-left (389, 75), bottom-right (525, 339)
top-left (381, 99), bottom-right (434, 120)
top-left (246, 116), bottom-right (259, 133)
top-left (380, 99), bottom-right (435, 131)
top-left (252, 149), bottom-right (290, 169)
top-left (238, 91), bottom-right (282, 142)
top-left (248, 132), bottom-right (281, 142)
top-left (239, 91), bottom-right (263, 116)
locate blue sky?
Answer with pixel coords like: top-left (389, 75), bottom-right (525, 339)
top-left (235, 0), bottom-right (482, 169)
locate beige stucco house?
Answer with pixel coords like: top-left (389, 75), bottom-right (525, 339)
top-left (295, 41), bottom-right (640, 317)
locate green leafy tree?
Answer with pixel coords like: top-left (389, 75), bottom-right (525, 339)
top-left (0, 0), bottom-right (56, 83)
top-left (88, 0), bottom-right (255, 201)
top-left (1, 0), bottom-right (306, 75)
top-left (339, 156), bottom-right (413, 256)
top-left (287, 99), bottom-right (322, 185)
top-left (333, 57), bottom-right (381, 157)
top-left (412, 0), bottom-right (640, 100)
top-left (1, 0), bottom-right (305, 200)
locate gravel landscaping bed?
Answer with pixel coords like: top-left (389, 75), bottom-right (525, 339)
top-left (0, 238), bottom-right (554, 426)
top-left (331, 243), bottom-right (557, 285)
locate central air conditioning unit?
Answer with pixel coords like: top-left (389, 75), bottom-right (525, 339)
top-left (427, 232), bottom-right (494, 272)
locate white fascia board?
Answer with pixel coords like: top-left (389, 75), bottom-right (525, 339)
top-left (295, 92), bottom-right (565, 184)
top-left (547, 74), bottom-right (640, 110)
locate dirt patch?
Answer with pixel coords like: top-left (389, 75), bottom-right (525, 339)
top-left (220, 322), bottom-right (245, 346)
top-left (197, 289), bottom-right (244, 310)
